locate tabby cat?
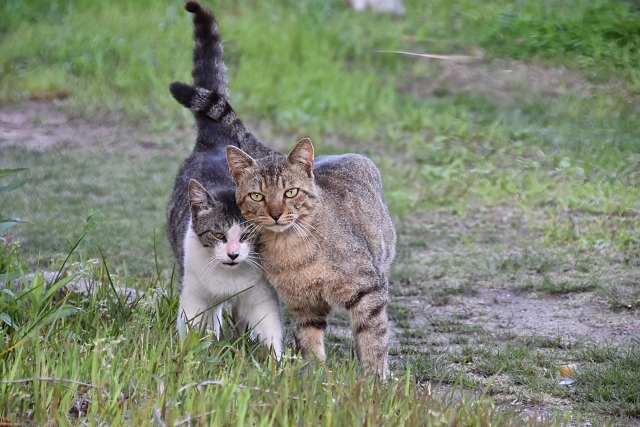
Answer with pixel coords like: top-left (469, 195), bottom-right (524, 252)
top-left (226, 139), bottom-right (396, 378)
top-left (166, 1), bottom-right (283, 356)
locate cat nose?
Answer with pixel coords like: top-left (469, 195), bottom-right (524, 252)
top-left (228, 253), bottom-right (239, 260)
top-left (269, 208), bottom-right (282, 221)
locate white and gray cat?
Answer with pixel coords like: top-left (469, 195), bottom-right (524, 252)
top-left (166, 1), bottom-right (283, 357)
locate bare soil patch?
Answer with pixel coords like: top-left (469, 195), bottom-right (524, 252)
top-left (395, 207), bottom-right (640, 345)
top-left (0, 101), bottom-right (189, 152)
top-left (1, 102), bottom-right (117, 150)
top-left (0, 101), bottom-right (297, 153)
top-left (402, 58), bottom-right (594, 103)
top-left (400, 286), bottom-right (638, 344)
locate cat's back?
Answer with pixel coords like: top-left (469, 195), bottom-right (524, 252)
top-left (313, 153), bottom-right (396, 270)
top-left (313, 153), bottom-right (383, 197)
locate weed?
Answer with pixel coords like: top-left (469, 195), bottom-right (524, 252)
top-left (0, 168), bottom-right (28, 238)
top-left (600, 280), bottom-right (640, 310)
top-left (574, 344), bottom-right (640, 419)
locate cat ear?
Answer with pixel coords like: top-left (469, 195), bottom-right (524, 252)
top-left (226, 146), bottom-right (257, 182)
top-left (188, 179), bottom-right (216, 216)
top-left (287, 138), bottom-right (314, 174)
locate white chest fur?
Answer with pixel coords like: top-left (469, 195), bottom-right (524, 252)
top-left (178, 221), bottom-right (284, 358)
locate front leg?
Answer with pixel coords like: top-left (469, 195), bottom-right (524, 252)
top-left (179, 273), bottom-right (222, 338)
top-left (291, 302), bottom-right (331, 363)
top-left (232, 285), bottom-right (285, 360)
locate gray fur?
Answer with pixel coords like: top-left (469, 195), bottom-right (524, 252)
top-left (167, 1), bottom-right (277, 286)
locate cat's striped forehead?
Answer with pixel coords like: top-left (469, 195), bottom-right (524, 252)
top-left (252, 157), bottom-right (300, 189)
top-left (191, 203), bottom-right (242, 235)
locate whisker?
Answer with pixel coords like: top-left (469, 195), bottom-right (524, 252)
top-left (296, 219), bottom-right (326, 241)
top-left (200, 258), bottom-right (220, 279)
top-left (291, 222), bottom-right (314, 256)
top-left (200, 253), bottom-right (221, 278)
top-left (244, 223), bottom-right (261, 238)
top-left (246, 251), bottom-right (263, 261)
top-left (203, 260), bottom-right (219, 277)
top-left (245, 258), bottom-right (267, 275)
top-left (199, 257), bottom-right (213, 276)
top-left (238, 218), bottom-right (257, 228)
top-left (295, 220), bottom-right (322, 250)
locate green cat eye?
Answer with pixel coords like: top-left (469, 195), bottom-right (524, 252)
top-left (250, 193), bottom-right (264, 202)
top-left (285, 188), bottom-right (298, 198)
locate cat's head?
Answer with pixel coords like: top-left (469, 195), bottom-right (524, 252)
top-left (188, 179), bottom-right (258, 268)
top-left (226, 138), bottom-right (316, 233)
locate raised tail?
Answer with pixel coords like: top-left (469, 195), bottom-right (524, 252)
top-left (185, 0), bottom-right (228, 97)
top-left (170, 82), bottom-right (233, 126)
top-left (171, 1), bottom-right (275, 158)
top-left (170, 82), bottom-right (275, 158)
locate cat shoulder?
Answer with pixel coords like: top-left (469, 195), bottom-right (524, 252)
top-left (314, 153), bottom-right (377, 171)
top-left (314, 153), bottom-right (382, 190)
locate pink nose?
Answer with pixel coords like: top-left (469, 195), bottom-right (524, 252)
top-left (226, 240), bottom-right (240, 254)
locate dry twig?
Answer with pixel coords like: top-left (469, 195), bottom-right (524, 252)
top-left (375, 50), bottom-right (483, 61)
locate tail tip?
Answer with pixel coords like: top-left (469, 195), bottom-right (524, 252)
top-left (184, 1), bottom-right (202, 14)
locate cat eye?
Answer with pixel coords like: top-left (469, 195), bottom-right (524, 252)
top-left (250, 193), bottom-right (264, 202)
top-left (240, 233), bottom-right (252, 242)
top-left (211, 232), bottom-right (226, 242)
top-left (284, 188), bottom-right (298, 198)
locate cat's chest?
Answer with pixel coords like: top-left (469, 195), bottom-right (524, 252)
top-left (261, 232), bottom-right (338, 299)
top-left (262, 232), bottom-right (319, 269)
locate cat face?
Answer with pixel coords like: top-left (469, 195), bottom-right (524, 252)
top-left (188, 179), bottom-right (259, 269)
top-left (226, 138), bottom-right (316, 233)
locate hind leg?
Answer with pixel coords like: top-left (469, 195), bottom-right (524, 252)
top-left (347, 286), bottom-right (390, 379)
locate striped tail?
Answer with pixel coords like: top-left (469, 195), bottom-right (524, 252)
top-left (184, 1), bottom-right (227, 97)
top-left (170, 82), bottom-right (234, 125)
top-left (169, 2), bottom-right (275, 158)
top-left (169, 83), bottom-right (273, 157)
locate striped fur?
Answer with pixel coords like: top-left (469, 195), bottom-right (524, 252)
top-left (185, 0), bottom-right (227, 99)
top-left (167, 1), bottom-right (276, 285)
top-left (168, 82), bottom-right (270, 156)
top-left (227, 139), bottom-right (397, 378)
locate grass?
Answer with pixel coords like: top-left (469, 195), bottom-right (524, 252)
top-left (0, 249), bottom-right (522, 426)
top-left (1, 0), bottom-right (640, 424)
top-left (0, 135), bottom-right (183, 273)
